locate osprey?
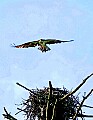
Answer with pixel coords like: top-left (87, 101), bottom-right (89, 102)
top-left (12, 39), bottom-right (74, 52)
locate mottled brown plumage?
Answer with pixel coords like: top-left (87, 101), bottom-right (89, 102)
top-left (12, 39), bottom-right (74, 52)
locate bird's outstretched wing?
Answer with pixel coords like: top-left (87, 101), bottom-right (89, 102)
top-left (42, 39), bottom-right (74, 44)
top-left (11, 41), bottom-right (38, 48)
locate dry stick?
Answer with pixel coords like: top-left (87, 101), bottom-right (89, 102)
top-left (4, 107), bottom-right (8, 114)
top-left (73, 89), bottom-right (93, 120)
top-left (60, 73), bottom-right (93, 101)
top-left (77, 114), bottom-right (93, 117)
top-left (83, 104), bottom-right (93, 108)
top-left (15, 107), bottom-right (27, 115)
top-left (73, 94), bottom-right (93, 108)
top-left (3, 107), bottom-right (17, 120)
top-left (51, 98), bottom-right (58, 120)
top-left (46, 81), bottom-right (52, 120)
top-left (16, 82), bottom-right (37, 95)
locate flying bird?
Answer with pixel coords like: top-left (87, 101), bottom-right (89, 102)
top-left (12, 39), bottom-right (74, 52)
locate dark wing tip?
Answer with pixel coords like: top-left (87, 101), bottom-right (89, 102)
top-left (69, 40), bottom-right (74, 42)
top-left (10, 43), bottom-right (23, 48)
top-left (60, 40), bottom-right (74, 43)
top-left (10, 43), bottom-right (16, 47)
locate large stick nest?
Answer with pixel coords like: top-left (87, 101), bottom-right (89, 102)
top-left (16, 86), bottom-right (80, 120)
top-left (3, 73), bottom-right (93, 120)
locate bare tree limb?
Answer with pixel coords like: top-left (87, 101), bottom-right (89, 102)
top-left (77, 113), bottom-right (93, 118)
top-left (83, 104), bottom-right (93, 108)
top-left (60, 73), bottom-right (93, 101)
top-left (73, 89), bottom-right (93, 120)
top-left (16, 82), bottom-right (37, 95)
top-left (2, 107), bottom-right (17, 120)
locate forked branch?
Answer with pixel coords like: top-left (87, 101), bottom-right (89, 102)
top-left (2, 107), bottom-right (17, 120)
top-left (73, 89), bottom-right (93, 120)
top-left (61, 73), bottom-right (93, 101)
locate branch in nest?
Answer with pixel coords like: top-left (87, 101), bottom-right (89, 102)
top-left (46, 81), bottom-right (53, 120)
top-left (16, 82), bottom-right (37, 95)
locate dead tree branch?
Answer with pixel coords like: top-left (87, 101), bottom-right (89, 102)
top-left (60, 73), bottom-right (93, 101)
top-left (73, 89), bottom-right (93, 120)
top-left (16, 82), bottom-right (37, 95)
top-left (2, 107), bottom-right (17, 120)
